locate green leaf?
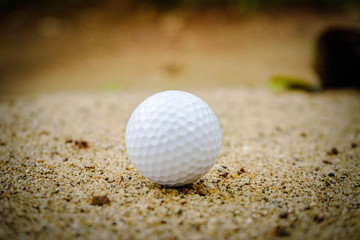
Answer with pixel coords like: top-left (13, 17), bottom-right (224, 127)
top-left (269, 75), bottom-right (321, 93)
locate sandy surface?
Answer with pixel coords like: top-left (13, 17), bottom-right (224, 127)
top-left (0, 88), bottom-right (359, 239)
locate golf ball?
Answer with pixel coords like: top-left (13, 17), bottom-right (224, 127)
top-left (125, 90), bottom-right (222, 186)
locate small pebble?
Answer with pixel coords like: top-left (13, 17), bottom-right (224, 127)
top-left (219, 172), bottom-right (229, 178)
top-left (238, 168), bottom-right (246, 174)
top-left (313, 215), bottom-right (324, 223)
top-left (74, 140), bottom-right (90, 149)
top-left (322, 160), bottom-right (332, 164)
top-left (91, 195), bottom-right (111, 206)
top-left (197, 189), bottom-right (207, 196)
top-left (330, 148), bottom-right (339, 155)
top-left (274, 226), bottom-right (290, 237)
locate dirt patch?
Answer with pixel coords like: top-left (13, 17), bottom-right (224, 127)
top-left (1, 8), bottom-right (359, 96)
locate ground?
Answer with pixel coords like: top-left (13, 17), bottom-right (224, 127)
top-left (1, 7), bottom-right (359, 96)
top-left (1, 89), bottom-right (360, 239)
top-left (0, 7), bottom-right (360, 240)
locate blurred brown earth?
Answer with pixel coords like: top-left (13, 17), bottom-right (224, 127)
top-left (0, 7), bottom-right (359, 96)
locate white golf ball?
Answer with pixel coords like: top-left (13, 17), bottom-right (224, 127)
top-left (125, 90), bottom-right (222, 186)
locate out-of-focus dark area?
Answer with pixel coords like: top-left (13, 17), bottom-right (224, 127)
top-left (315, 27), bottom-right (360, 89)
top-left (0, 0), bottom-right (360, 96)
top-left (1, 0), bottom-right (359, 15)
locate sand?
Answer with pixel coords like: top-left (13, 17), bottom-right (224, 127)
top-left (0, 88), bottom-right (359, 239)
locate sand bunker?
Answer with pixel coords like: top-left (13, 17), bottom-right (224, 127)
top-left (0, 88), bottom-right (359, 239)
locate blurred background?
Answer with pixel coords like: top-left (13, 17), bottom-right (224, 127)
top-left (0, 0), bottom-right (359, 96)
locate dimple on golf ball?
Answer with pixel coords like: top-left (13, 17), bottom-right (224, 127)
top-left (125, 90), bottom-right (222, 186)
